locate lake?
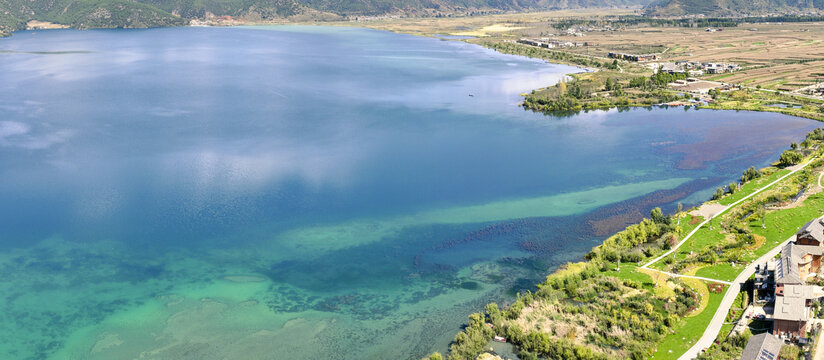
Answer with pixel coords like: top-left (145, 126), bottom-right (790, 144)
top-left (0, 26), bottom-right (817, 360)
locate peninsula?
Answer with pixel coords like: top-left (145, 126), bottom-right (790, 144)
top-left (350, 11), bottom-right (824, 123)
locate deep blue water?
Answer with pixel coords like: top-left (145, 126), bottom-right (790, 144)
top-left (0, 26), bottom-right (817, 359)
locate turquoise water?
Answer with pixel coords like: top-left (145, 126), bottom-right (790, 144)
top-left (0, 26), bottom-right (817, 359)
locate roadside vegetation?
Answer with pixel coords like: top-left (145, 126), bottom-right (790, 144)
top-left (428, 129), bottom-right (824, 360)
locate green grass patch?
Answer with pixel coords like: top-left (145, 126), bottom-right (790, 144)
top-left (695, 263), bottom-right (739, 282)
top-left (604, 264), bottom-right (655, 291)
top-left (717, 323), bottom-right (734, 341)
top-left (676, 214), bottom-right (705, 235)
top-left (750, 192), bottom-right (824, 245)
top-left (674, 226), bottom-right (727, 260)
top-left (707, 73), bottom-right (735, 81)
top-left (718, 170), bottom-right (789, 205)
top-left (651, 286), bottom-right (725, 360)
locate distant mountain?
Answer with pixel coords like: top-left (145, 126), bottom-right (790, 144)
top-left (0, 0), bottom-right (187, 32)
top-left (644, 0), bottom-right (824, 16)
top-left (0, 0), bottom-right (651, 34)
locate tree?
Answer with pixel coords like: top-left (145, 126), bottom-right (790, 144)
top-left (651, 207), bottom-right (670, 225)
top-left (741, 166), bottom-right (761, 183)
top-left (713, 187), bottom-right (725, 200)
top-left (791, 142), bottom-right (798, 150)
top-left (426, 352), bottom-right (444, 360)
top-left (728, 183), bottom-right (737, 194)
top-left (676, 203), bottom-right (683, 224)
top-left (558, 79), bottom-right (567, 96)
top-left (778, 150), bottom-right (803, 167)
top-left (605, 77), bottom-right (613, 91)
top-left (757, 206), bottom-right (766, 228)
top-left (779, 344), bottom-right (803, 360)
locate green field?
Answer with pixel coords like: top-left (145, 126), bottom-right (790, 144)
top-left (718, 169), bottom-right (788, 205)
top-left (651, 288), bottom-right (724, 360)
top-left (695, 263), bottom-right (739, 282)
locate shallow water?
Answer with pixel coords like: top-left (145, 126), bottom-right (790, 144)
top-left (0, 26), bottom-right (817, 359)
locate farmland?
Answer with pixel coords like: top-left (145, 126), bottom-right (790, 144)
top-left (354, 13), bottom-right (824, 94)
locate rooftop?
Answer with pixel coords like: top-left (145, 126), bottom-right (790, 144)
top-left (776, 243), bottom-right (804, 285)
top-left (783, 284), bottom-right (815, 299)
top-left (797, 216), bottom-right (824, 243)
top-left (740, 332), bottom-right (782, 360)
top-left (773, 295), bottom-right (809, 322)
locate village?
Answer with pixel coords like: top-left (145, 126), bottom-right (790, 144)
top-left (739, 216), bottom-right (824, 360)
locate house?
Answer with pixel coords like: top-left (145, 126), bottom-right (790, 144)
top-left (659, 62), bottom-right (685, 74)
top-left (775, 242), bottom-right (821, 289)
top-left (754, 260), bottom-right (776, 303)
top-left (773, 286), bottom-right (812, 339)
top-left (796, 216), bottom-right (824, 247)
top-left (740, 332), bottom-right (782, 360)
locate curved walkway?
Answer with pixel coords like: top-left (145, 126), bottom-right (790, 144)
top-left (635, 157), bottom-right (816, 359)
top-left (642, 157), bottom-right (816, 270)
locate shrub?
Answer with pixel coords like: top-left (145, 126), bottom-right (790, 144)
top-left (778, 150), bottom-right (803, 167)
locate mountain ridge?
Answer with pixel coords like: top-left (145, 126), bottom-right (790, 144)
top-left (644, 0), bottom-right (824, 16)
top-left (0, 0), bottom-right (646, 34)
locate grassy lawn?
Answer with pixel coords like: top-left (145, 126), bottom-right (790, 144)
top-left (603, 264), bottom-right (655, 291)
top-left (673, 227), bottom-right (727, 260)
top-left (639, 267), bottom-right (679, 297)
top-left (718, 169), bottom-right (789, 206)
top-left (645, 165), bottom-right (823, 358)
top-left (651, 285), bottom-right (724, 360)
top-left (650, 226), bottom-right (726, 272)
top-left (749, 193), bottom-right (824, 244)
top-left (675, 214), bottom-right (705, 236)
top-left (652, 165), bottom-right (821, 276)
top-left (695, 263), bottom-right (740, 282)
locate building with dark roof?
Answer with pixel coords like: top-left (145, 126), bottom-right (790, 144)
top-left (773, 293), bottom-right (811, 339)
top-left (775, 242), bottom-right (821, 288)
top-left (797, 216), bottom-right (824, 247)
top-left (740, 332), bottom-right (782, 360)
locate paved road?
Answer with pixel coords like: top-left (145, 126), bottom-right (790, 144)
top-left (678, 235), bottom-right (794, 360)
top-left (815, 321), bottom-right (824, 360)
top-left (634, 157), bottom-right (817, 359)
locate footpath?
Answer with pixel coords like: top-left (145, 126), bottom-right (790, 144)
top-left (637, 158), bottom-right (817, 359)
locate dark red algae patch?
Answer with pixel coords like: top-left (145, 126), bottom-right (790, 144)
top-left (583, 177), bottom-right (722, 236)
top-left (412, 176), bottom-right (723, 269)
top-left (661, 118), bottom-right (809, 170)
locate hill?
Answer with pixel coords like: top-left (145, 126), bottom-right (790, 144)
top-left (0, 0), bottom-right (650, 35)
top-left (644, 0), bottom-right (824, 16)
